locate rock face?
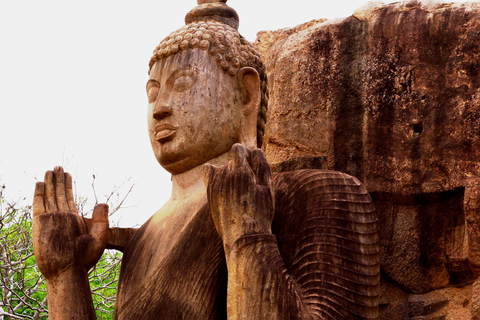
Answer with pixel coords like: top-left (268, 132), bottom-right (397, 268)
top-left (255, 1), bottom-right (480, 318)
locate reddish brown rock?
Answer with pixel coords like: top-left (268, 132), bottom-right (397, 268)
top-left (255, 0), bottom-right (480, 317)
top-left (257, 0), bottom-right (480, 194)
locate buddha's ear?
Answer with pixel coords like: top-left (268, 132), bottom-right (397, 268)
top-left (237, 67), bottom-right (261, 113)
top-left (236, 67), bottom-right (261, 147)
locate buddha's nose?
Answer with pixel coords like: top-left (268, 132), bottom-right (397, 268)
top-left (153, 103), bottom-right (172, 120)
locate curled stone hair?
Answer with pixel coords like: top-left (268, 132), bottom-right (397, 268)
top-left (149, 0), bottom-right (269, 148)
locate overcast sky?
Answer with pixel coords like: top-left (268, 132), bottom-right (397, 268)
top-left (0, 0), bottom-right (465, 226)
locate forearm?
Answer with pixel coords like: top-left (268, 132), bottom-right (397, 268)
top-left (46, 266), bottom-right (96, 320)
top-left (225, 234), bottom-right (309, 320)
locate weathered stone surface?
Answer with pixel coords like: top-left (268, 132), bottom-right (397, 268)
top-left (255, 0), bottom-right (480, 317)
top-left (379, 278), bottom-right (472, 319)
top-left (257, 0), bottom-right (480, 194)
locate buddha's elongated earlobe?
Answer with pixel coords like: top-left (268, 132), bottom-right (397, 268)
top-left (237, 67), bottom-right (261, 148)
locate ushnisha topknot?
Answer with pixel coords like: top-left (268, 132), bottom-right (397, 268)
top-left (149, 0), bottom-right (269, 148)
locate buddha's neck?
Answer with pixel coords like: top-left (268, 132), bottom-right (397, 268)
top-left (170, 152), bottom-right (231, 201)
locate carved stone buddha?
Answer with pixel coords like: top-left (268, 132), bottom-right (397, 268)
top-left (32, 1), bottom-right (380, 319)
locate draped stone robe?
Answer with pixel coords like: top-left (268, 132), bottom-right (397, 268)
top-left (114, 169), bottom-right (379, 319)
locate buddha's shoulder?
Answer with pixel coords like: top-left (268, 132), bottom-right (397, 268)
top-left (272, 169), bottom-right (371, 203)
top-left (271, 169), bottom-right (376, 238)
top-left (271, 169), bottom-right (378, 269)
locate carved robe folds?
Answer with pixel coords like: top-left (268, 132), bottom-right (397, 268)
top-left (115, 170), bottom-right (379, 319)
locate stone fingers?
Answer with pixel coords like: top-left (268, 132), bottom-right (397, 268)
top-left (54, 166), bottom-right (69, 212)
top-left (40, 167), bottom-right (78, 214)
top-left (32, 182), bottom-right (46, 217)
top-left (251, 148), bottom-right (271, 187)
top-left (231, 143), bottom-right (251, 169)
top-left (202, 163), bottom-right (217, 189)
top-left (65, 172), bottom-right (78, 213)
top-left (44, 170), bottom-right (58, 213)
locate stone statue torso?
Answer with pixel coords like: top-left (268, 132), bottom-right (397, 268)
top-left (114, 193), bottom-right (227, 319)
top-left (113, 169), bottom-right (378, 319)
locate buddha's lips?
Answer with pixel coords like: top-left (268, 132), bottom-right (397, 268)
top-left (155, 124), bottom-right (177, 142)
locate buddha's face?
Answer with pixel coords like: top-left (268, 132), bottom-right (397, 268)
top-left (147, 49), bottom-right (242, 175)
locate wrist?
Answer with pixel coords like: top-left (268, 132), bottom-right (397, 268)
top-left (221, 218), bottom-right (272, 246)
top-left (224, 232), bottom-right (275, 258)
top-left (46, 265), bottom-right (96, 319)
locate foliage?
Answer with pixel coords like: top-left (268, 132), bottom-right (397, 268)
top-left (90, 251), bottom-right (122, 318)
top-left (0, 180), bottom-right (131, 320)
top-left (0, 185), bottom-right (47, 320)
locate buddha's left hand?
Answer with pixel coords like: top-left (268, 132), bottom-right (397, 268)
top-left (202, 143), bottom-right (274, 253)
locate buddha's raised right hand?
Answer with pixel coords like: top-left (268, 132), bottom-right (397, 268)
top-left (32, 166), bottom-right (109, 279)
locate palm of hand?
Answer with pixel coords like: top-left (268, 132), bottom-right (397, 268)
top-left (32, 167), bottom-right (109, 279)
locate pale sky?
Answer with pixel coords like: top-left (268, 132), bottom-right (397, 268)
top-left (0, 0), bottom-right (465, 226)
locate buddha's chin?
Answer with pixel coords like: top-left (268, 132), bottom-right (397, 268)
top-left (153, 137), bottom-right (237, 174)
top-left (157, 153), bottom-right (198, 175)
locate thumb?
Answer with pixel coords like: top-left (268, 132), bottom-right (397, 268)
top-left (79, 204), bottom-right (109, 269)
top-left (202, 163), bottom-right (217, 189)
top-left (90, 203), bottom-right (109, 244)
top-left (92, 203), bottom-right (109, 222)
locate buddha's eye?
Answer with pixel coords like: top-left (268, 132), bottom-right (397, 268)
top-left (172, 75), bottom-right (196, 92)
top-left (146, 80), bottom-right (160, 103)
top-left (147, 87), bottom-right (160, 103)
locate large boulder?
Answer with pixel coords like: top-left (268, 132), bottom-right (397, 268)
top-left (255, 1), bottom-right (480, 318)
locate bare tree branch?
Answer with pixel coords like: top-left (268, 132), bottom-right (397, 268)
top-left (0, 176), bottom-right (134, 318)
